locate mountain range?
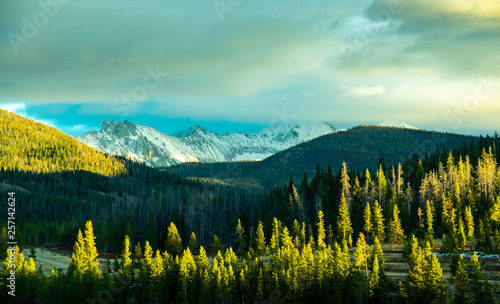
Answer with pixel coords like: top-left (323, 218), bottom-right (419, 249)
top-left (75, 119), bottom-right (424, 168)
top-left (76, 120), bottom-right (337, 167)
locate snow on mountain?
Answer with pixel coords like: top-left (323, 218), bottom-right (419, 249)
top-left (76, 120), bottom-right (336, 167)
top-left (377, 120), bottom-right (418, 130)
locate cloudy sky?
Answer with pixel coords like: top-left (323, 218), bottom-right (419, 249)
top-left (1, 0), bottom-right (499, 135)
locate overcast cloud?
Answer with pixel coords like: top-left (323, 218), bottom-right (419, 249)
top-left (0, 0), bottom-right (499, 135)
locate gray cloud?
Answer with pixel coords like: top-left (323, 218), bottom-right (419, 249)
top-left (0, 0), bottom-right (498, 134)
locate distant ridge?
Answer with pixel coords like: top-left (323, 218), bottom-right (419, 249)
top-left (166, 125), bottom-right (478, 187)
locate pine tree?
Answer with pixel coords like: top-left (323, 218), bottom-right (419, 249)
top-left (83, 220), bottom-right (99, 275)
top-left (165, 222), bottom-right (183, 256)
top-left (151, 249), bottom-right (164, 277)
top-left (490, 196), bottom-right (500, 224)
top-left (209, 235), bottom-right (224, 257)
top-left (425, 200), bottom-right (435, 247)
top-left (143, 240), bottom-right (153, 268)
top-left (354, 232), bottom-right (369, 286)
top-left (233, 219), bottom-right (246, 256)
top-left (134, 242), bottom-right (142, 262)
top-left (270, 218), bottom-right (280, 254)
top-left (70, 229), bottom-right (87, 277)
top-left (406, 236), bottom-right (426, 303)
top-left (340, 161), bottom-right (352, 207)
top-left (466, 252), bottom-right (495, 304)
top-left (121, 235), bottom-right (132, 273)
top-left (452, 254), bottom-right (468, 304)
top-left (188, 232), bottom-right (199, 255)
top-left (375, 164), bottom-right (388, 206)
top-left (317, 210), bottom-right (327, 250)
top-left (425, 254), bottom-right (445, 301)
top-left (326, 224), bottom-right (334, 246)
top-left (388, 204), bottom-right (405, 246)
top-left (372, 200), bottom-right (385, 242)
top-left (177, 248), bottom-right (197, 304)
top-left (369, 254), bottom-right (380, 298)
top-left (255, 221), bottom-right (266, 256)
top-left (457, 219), bottom-right (467, 250)
top-left (406, 236), bottom-right (445, 304)
top-left (464, 206), bottom-right (475, 240)
top-left (337, 191), bottom-right (353, 245)
top-left (368, 236), bottom-right (385, 271)
top-left (363, 202), bottom-right (372, 242)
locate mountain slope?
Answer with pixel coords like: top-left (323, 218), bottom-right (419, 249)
top-left (0, 109), bottom-right (126, 176)
top-left (166, 126), bottom-right (478, 186)
top-left (76, 120), bottom-right (337, 167)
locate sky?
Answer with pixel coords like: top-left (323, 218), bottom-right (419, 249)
top-left (1, 0), bottom-right (499, 136)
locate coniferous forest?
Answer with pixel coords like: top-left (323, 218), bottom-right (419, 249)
top-left (1, 110), bottom-right (500, 303)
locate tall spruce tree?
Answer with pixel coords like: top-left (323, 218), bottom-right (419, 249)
top-left (372, 200), bottom-right (385, 242)
top-left (165, 222), bottom-right (183, 257)
top-left (388, 204), bottom-right (405, 246)
top-left (255, 221), bottom-right (266, 256)
top-left (337, 191), bottom-right (353, 245)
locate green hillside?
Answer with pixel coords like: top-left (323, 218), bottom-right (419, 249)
top-left (0, 109), bottom-right (126, 176)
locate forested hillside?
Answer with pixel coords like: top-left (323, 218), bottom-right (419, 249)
top-left (166, 126), bottom-right (479, 187)
top-left (0, 110), bottom-right (126, 176)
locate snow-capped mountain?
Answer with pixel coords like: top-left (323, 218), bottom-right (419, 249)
top-left (378, 120), bottom-right (418, 130)
top-left (75, 120), bottom-right (336, 167)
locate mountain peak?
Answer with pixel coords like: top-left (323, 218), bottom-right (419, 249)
top-left (173, 124), bottom-right (212, 137)
top-left (378, 120), bottom-right (418, 130)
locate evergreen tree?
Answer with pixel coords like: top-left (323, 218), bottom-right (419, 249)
top-left (68, 221), bottom-right (100, 281)
top-left (70, 229), bottom-right (87, 277)
top-left (317, 210), bottom-right (327, 250)
top-left (490, 196), bottom-right (500, 224)
top-left (363, 202), bottom-right (372, 242)
top-left (177, 248), bottom-right (197, 304)
top-left (425, 254), bottom-right (445, 301)
top-left (369, 254), bottom-right (380, 298)
top-left (466, 252), bottom-right (495, 304)
top-left (134, 242), bottom-right (142, 262)
top-left (83, 220), bottom-right (99, 275)
top-left (270, 218), bottom-right (280, 254)
top-left (406, 236), bottom-right (445, 304)
top-left (425, 200), bottom-right (435, 247)
top-left (233, 219), bottom-right (246, 256)
top-left (165, 222), bottom-right (183, 256)
top-left (121, 235), bottom-right (132, 273)
top-left (375, 165), bottom-right (388, 207)
top-left (255, 221), bottom-right (266, 256)
top-left (457, 219), bottom-right (466, 250)
top-left (464, 206), bottom-right (475, 240)
top-left (451, 254), bottom-right (468, 304)
top-left (144, 240), bottom-right (153, 268)
top-left (337, 191), bottom-right (353, 245)
top-left (209, 235), bottom-right (224, 257)
top-left (372, 200), bottom-right (385, 242)
top-left (188, 232), bottom-right (199, 255)
top-left (388, 204), bottom-right (405, 246)
top-left (368, 236), bottom-right (385, 271)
